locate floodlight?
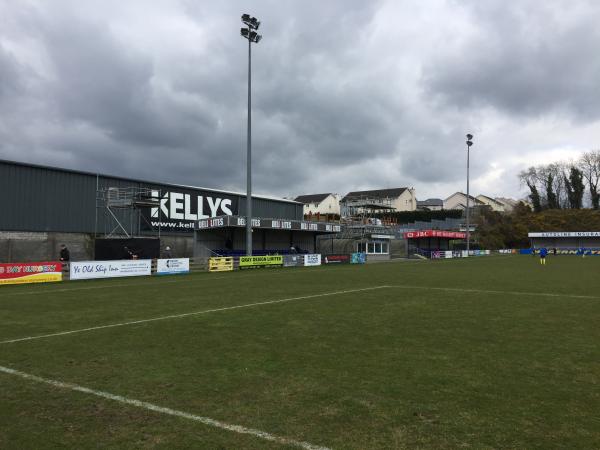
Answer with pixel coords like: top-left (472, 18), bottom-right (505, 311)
top-left (241, 28), bottom-right (249, 37)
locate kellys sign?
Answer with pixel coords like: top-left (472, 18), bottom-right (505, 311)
top-left (143, 187), bottom-right (238, 232)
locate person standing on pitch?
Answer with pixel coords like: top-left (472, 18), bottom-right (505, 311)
top-left (539, 247), bottom-right (548, 265)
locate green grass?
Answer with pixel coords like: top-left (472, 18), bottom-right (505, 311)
top-left (1, 256), bottom-right (599, 449)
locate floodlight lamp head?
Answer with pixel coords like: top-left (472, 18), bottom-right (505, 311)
top-left (466, 140), bottom-right (473, 147)
top-left (241, 14), bottom-right (251, 22)
top-left (254, 34), bottom-right (262, 43)
top-left (466, 133), bottom-right (473, 140)
top-left (241, 28), bottom-right (249, 38)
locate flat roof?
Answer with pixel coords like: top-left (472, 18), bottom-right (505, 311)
top-left (0, 158), bottom-right (301, 205)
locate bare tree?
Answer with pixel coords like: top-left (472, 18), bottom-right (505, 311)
top-left (519, 167), bottom-right (544, 211)
top-left (579, 151), bottom-right (600, 209)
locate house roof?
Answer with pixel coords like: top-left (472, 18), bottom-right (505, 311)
top-left (294, 193), bottom-right (332, 204)
top-left (445, 192), bottom-right (484, 205)
top-left (342, 187), bottom-right (408, 202)
top-left (417, 198), bottom-right (444, 206)
top-left (495, 197), bottom-right (518, 207)
top-left (476, 194), bottom-right (504, 206)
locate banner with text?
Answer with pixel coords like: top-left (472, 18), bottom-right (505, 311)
top-left (304, 254), bottom-right (322, 266)
top-left (283, 255), bottom-right (304, 267)
top-left (209, 257), bottom-right (234, 272)
top-left (70, 260), bottom-right (152, 280)
top-left (0, 262), bottom-right (62, 286)
top-left (156, 258), bottom-right (189, 275)
top-left (351, 253), bottom-right (366, 264)
top-left (323, 254), bottom-right (351, 264)
top-left (239, 255), bottom-right (283, 269)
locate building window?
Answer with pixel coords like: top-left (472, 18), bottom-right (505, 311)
top-left (358, 240), bottom-right (390, 254)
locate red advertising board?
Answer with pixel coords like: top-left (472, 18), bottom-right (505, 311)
top-left (403, 230), bottom-right (466, 239)
top-left (323, 254), bottom-right (351, 264)
top-left (0, 262), bottom-right (63, 285)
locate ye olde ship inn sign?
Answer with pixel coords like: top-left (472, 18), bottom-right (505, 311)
top-left (197, 216), bottom-right (341, 233)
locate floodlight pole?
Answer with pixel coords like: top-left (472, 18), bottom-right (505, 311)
top-left (241, 14), bottom-right (261, 256)
top-left (465, 134), bottom-right (474, 255)
top-left (245, 28), bottom-right (253, 257)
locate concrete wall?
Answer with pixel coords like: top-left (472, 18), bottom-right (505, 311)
top-left (0, 231), bottom-right (93, 262)
top-left (0, 231), bottom-right (195, 263)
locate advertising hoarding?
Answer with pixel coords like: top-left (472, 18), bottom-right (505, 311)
top-left (156, 258), bottom-right (190, 275)
top-left (351, 253), bottom-right (366, 264)
top-left (70, 260), bottom-right (152, 280)
top-left (304, 254), bottom-right (322, 266)
top-left (283, 255), bottom-right (304, 267)
top-left (141, 186), bottom-right (238, 233)
top-left (404, 230), bottom-right (466, 239)
top-left (0, 262), bottom-right (62, 286)
top-left (239, 255), bottom-right (283, 269)
top-left (323, 254), bottom-right (351, 264)
top-left (209, 257), bottom-right (234, 272)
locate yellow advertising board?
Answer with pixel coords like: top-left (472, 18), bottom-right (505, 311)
top-left (239, 255), bottom-right (283, 268)
top-left (209, 257), bottom-right (234, 272)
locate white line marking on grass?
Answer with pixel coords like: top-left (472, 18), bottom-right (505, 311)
top-left (389, 285), bottom-right (600, 300)
top-left (0, 365), bottom-right (330, 450)
top-left (0, 286), bottom-right (390, 345)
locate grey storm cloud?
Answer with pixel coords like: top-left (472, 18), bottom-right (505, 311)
top-left (423, 0), bottom-right (600, 121)
top-left (1, 0), bottom-right (599, 200)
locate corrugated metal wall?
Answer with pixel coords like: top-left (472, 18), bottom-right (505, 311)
top-left (1, 161), bottom-right (97, 232)
top-left (1, 160), bottom-right (303, 234)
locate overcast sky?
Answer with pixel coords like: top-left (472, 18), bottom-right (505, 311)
top-left (1, 0), bottom-right (599, 200)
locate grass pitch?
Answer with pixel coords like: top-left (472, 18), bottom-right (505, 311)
top-left (1, 256), bottom-right (599, 449)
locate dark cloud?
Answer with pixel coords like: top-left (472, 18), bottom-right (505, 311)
top-left (0, 0), bottom-right (598, 201)
top-left (423, 1), bottom-right (600, 121)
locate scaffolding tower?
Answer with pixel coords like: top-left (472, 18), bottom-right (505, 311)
top-left (95, 186), bottom-right (160, 238)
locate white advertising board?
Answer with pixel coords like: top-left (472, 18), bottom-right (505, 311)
top-left (156, 258), bottom-right (190, 275)
top-left (304, 254), bottom-right (322, 266)
top-left (70, 260), bottom-right (152, 280)
top-left (444, 251), bottom-right (453, 259)
top-left (528, 231), bottom-right (600, 238)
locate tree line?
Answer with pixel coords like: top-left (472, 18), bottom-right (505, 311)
top-left (519, 150), bottom-right (600, 211)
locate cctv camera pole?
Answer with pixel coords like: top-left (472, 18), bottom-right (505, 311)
top-left (241, 14), bottom-right (261, 257)
top-left (465, 134), bottom-right (474, 254)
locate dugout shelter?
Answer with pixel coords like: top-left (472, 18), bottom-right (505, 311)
top-left (528, 231), bottom-right (600, 254)
top-left (404, 229), bottom-right (466, 257)
top-left (194, 215), bottom-right (342, 258)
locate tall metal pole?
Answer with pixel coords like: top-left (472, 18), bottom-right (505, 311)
top-left (466, 144), bottom-right (470, 254)
top-left (246, 33), bottom-right (252, 256)
top-left (465, 134), bottom-right (473, 255)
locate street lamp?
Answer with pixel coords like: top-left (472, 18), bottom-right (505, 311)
top-left (240, 14), bottom-right (262, 256)
top-left (465, 133), bottom-right (474, 255)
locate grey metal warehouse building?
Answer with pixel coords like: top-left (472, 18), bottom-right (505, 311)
top-left (0, 159), bottom-right (303, 262)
